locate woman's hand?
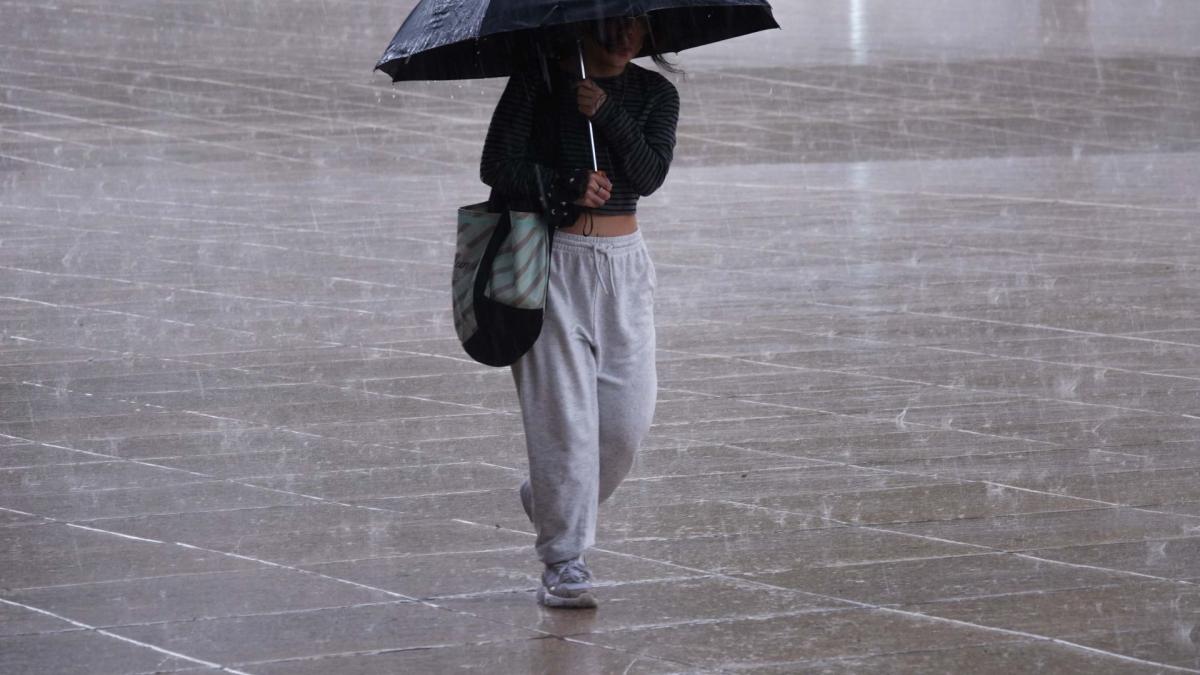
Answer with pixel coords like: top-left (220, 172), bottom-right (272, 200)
top-left (573, 170), bottom-right (612, 208)
top-left (575, 79), bottom-right (609, 119)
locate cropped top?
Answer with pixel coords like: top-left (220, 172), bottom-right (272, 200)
top-left (480, 61), bottom-right (680, 225)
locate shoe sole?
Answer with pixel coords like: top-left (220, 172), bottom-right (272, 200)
top-left (537, 586), bottom-right (598, 609)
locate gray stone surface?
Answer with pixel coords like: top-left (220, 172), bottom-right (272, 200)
top-left (3, 0), bottom-right (1200, 672)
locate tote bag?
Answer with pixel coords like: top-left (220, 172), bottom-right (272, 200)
top-left (452, 202), bottom-right (552, 367)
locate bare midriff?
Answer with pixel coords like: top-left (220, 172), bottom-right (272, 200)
top-left (560, 212), bottom-right (638, 236)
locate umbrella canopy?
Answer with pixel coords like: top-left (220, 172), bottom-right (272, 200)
top-left (375, 0), bottom-right (779, 82)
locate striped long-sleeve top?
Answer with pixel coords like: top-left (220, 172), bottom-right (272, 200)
top-left (480, 61), bottom-right (680, 223)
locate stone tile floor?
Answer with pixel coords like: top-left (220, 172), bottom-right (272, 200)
top-left (2, 0), bottom-right (1199, 672)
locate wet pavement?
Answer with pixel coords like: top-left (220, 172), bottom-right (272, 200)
top-left (2, 0), bottom-right (1200, 672)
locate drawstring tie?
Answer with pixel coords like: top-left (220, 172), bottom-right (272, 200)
top-left (593, 245), bottom-right (616, 296)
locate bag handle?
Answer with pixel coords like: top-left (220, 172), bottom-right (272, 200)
top-left (473, 208), bottom-right (511, 307)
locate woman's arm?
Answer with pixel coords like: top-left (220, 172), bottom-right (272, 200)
top-left (480, 72), bottom-right (593, 223)
top-left (586, 76), bottom-right (680, 196)
top-left (480, 72), bottom-right (552, 201)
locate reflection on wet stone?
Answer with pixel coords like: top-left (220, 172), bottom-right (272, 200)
top-left (2, 0), bottom-right (1200, 671)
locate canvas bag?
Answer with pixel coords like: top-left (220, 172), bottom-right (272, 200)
top-left (452, 203), bottom-right (553, 366)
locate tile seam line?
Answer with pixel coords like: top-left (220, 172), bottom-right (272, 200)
top-left (417, 574), bottom-right (719, 602)
top-left (749, 52), bottom-right (1200, 106)
top-left (0, 151), bottom-right (74, 171)
top-left (682, 247), bottom-right (1200, 283)
top-left (656, 415), bottom-right (1200, 522)
top-left (659, 344), bottom-right (1200, 420)
top-left (808, 300), bottom-right (1200, 362)
top-left (685, 178), bottom-right (1200, 216)
top-left (0, 265), bottom-right (403, 316)
top-left (893, 579), bottom-right (1185, 610)
top-left (5, 410), bottom-right (491, 470)
top-left (0, 72), bottom-right (354, 147)
top-left (54, 488), bottom-right (501, 524)
top-left (452, 517), bottom-right (1200, 674)
top-left (975, 58), bottom-right (1200, 100)
top-left (711, 498), bottom-right (1101, 531)
top-left (684, 227), bottom-right (1200, 270)
top-left (896, 54), bottom-right (1200, 94)
top-left (718, 64), bottom-right (1200, 119)
top-left (18, 486), bottom-right (498, 515)
top-left (0, 43), bottom-right (495, 115)
top-left (0, 100), bottom-right (312, 166)
top-left (226, 637), bottom-right (547, 669)
top-left (0, 63), bottom-right (482, 153)
top-left (729, 371), bottom-right (1200, 423)
top-left (557, 607), bottom-right (865, 637)
top-left (0, 429), bottom-right (527, 533)
top-left (919, 347), bottom-right (1200, 386)
top-left (16, 353), bottom-right (507, 422)
top-left (660, 239), bottom-right (1073, 281)
top-left (790, 456), bottom-right (1200, 524)
top-left (709, 433), bottom-right (1200, 522)
top-left (657, 374), bottom-right (1109, 452)
top-left (815, 58), bottom-right (1200, 124)
top-left (714, 497), bottom-right (1200, 588)
top-left (6, 201), bottom-right (411, 231)
top-left (3, 328), bottom-right (484, 375)
top-left (226, 635), bottom-right (697, 671)
top-left (705, 312), bottom-right (1200, 357)
top-left (42, 601), bottom-right (421, 633)
top-left (79, 441), bottom-right (503, 465)
top-left (1, 545), bottom-right (540, 595)
top-left (897, 217), bottom-right (1200, 252)
top-left (3, 2), bottom-right (361, 40)
top-left (1, 236), bottom-right (451, 285)
top-left (0, 597), bottom-right (253, 675)
top-left (692, 77), bottom-right (1157, 155)
top-left (0, 294), bottom-right (259, 336)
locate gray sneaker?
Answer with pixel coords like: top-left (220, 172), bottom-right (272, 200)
top-left (537, 556), bottom-right (597, 609)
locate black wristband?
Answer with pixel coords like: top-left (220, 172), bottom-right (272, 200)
top-left (542, 169), bottom-right (588, 229)
top-left (559, 168), bottom-right (591, 200)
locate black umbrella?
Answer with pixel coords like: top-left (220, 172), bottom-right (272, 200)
top-left (374, 0), bottom-right (779, 82)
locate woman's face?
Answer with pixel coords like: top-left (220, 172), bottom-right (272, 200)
top-left (587, 17), bottom-right (647, 69)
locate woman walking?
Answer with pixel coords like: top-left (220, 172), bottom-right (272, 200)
top-left (480, 16), bottom-right (680, 609)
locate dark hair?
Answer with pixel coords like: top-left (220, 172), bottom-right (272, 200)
top-left (640, 16), bottom-right (684, 76)
top-left (651, 53), bottom-right (683, 76)
top-left (543, 17), bottom-right (684, 76)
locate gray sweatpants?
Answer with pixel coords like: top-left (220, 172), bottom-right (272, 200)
top-left (512, 230), bottom-right (658, 565)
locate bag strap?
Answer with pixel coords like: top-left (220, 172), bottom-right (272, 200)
top-left (473, 209), bottom-right (511, 307)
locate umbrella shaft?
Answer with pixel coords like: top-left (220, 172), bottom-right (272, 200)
top-left (578, 42), bottom-right (599, 172)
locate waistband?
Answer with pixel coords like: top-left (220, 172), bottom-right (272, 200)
top-left (552, 229), bottom-right (644, 254)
